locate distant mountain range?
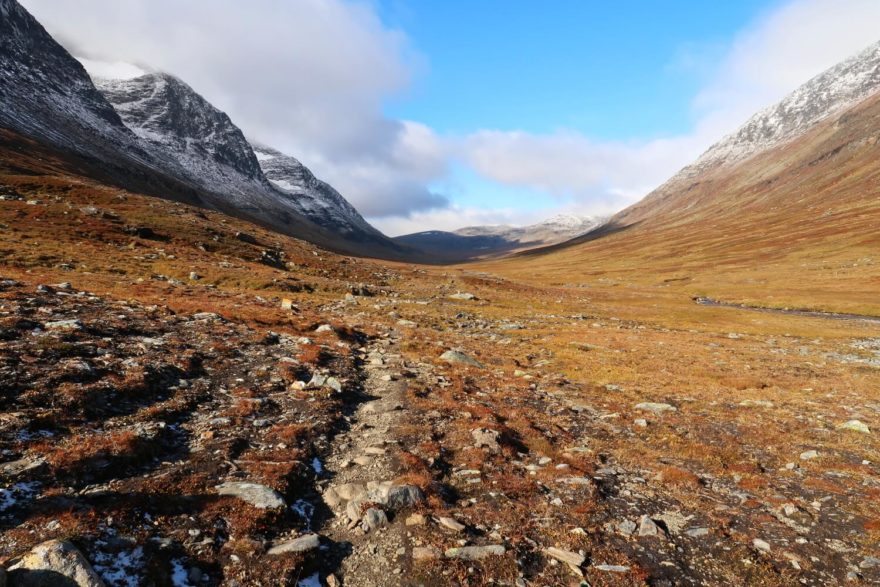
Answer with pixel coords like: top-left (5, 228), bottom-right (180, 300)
top-left (395, 214), bottom-right (603, 262)
top-left (0, 0), bottom-right (410, 260)
top-left (4, 0), bottom-right (880, 268)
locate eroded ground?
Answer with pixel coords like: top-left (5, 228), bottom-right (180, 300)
top-left (1, 172), bottom-right (879, 586)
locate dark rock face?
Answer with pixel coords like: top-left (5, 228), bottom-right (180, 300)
top-left (0, 0), bottom-right (134, 155)
top-left (252, 144), bottom-right (381, 237)
top-left (96, 74), bottom-right (265, 182)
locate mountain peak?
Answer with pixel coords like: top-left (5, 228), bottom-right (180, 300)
top-left (250, 143), bottom-right (380, 238)
top-left (95, 72), bottom-right (265, 182)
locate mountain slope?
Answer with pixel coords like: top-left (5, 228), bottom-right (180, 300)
top-left (0, 0), bottom-right (411, 260)
top-left (0, 0), bottom-right (166, 180)
top-left (396, 214), bottom-right (603, 262)
top-left (614, 39), bottom-right (880, 228)
top-left (492, 41), bottom-right (880, 315)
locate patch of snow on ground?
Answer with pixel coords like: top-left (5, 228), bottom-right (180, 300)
top-left (92, 542), bottom-right (145, 587)
top-left (311, 457), bottom-right (324, 475)
top-left (0, 481), bottom-right (40, 512)
top-left (292, 499), bottom-right (315, 529)
top-left (298, 572), bottom-right (321, 587)
top-left (170, 559), bottom-right (192, 587)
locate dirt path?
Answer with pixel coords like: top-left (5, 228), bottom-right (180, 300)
top-left (315, 331), bottom-right (422, 586)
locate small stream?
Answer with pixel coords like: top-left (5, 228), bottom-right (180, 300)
top-left (693, 296), bottom-right (880, 324)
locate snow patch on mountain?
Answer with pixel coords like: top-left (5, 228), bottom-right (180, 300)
top-left (250, 144), bottom-right (380, 237)
top-left (94, 73), bottom-right (383, 239)
top-left (454, 214), bottom-right (604, 241)
top-left (94, 73), bottom-right (270, 207)
top-left (687, 39), bottom-right (880, 176)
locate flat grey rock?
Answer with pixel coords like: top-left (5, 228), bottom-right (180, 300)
top-left (444, 545), bottom-right (506, 560)
top-left (216, 482), bottom-right (286, 509)
top-left (634, 402), bottom-right (677, 414)
top-left (267, 534), bottom-right (320, 555)
top-left (440, 350), bottom-right (484, 368)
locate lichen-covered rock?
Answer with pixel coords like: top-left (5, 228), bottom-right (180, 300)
top-left (440, 350), bottom-right (484, 368)
top-left (471, 428), bottom-right (501, 453)
top-left (8, 540), bottom-right (105, 586)
top-left (634, 402), bottom-right (677, 414)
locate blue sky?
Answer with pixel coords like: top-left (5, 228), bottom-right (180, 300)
top-left (25, 0), bottom-right (880, 235)
top-left (379, 1), bottom-right (775, 139)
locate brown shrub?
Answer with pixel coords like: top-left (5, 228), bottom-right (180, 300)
top-left (657, 466), bottom-right (701, 487)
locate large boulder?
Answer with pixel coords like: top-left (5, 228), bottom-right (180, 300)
top-left (8, 540), bottom-right (105, 586)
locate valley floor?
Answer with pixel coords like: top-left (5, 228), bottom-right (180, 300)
top-left (1, 171), bottom-right (879, 586)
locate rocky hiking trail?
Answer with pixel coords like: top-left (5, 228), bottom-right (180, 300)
top-left (1, 272), bottom-right (880, 586)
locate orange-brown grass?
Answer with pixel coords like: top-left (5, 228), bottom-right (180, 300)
top-left (264, 422), bottom-right (312, 446)
top-left (224, 398), bottom-right (263, 419)
top-left (297, 343), bottom-right (324, 365)
top-left (36, 429), bottom-right (156, 478)
top-left (656, 466), bottom-right (702, 487)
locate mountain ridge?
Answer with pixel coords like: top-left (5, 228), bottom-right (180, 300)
top-left (395, 213), bottom-right (603, 262)
top-left (610, 38), bottom-right (880, 228)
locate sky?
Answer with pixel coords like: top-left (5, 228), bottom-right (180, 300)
top-left (20, 0), bottom-right (880, 235)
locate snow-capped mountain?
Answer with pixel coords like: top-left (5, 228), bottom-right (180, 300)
top-left (0, 0), bottom-right (409, 259)
top-left (396, 214), bottom-right (604, 262)
top-left (613, 38), bottom-right (880, 227)
top-left (251, 144), bottom-right (383, 239)
top-left (95, 74), bottom-right (265, 184)
top-left (683, 40), bottom-right (880, 179)
top-left (93, 72), bottom-right (283, 213)
top-left (95, 73), bottom-right (389, 244)
top-left (455, 214), bottom-right (603, 241)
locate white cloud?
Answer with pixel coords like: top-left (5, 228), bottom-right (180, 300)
top-left (693, 0), bottom-right (880, 140)
top-left (21, 0), bottom-right (448, 218)
top-left (462, 130), bottom-right (706, 205)
top-left (18, 0), bottom-right (880, 234)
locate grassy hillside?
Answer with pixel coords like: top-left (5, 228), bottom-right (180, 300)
top-left (484, 93), bottom-right (880, 316)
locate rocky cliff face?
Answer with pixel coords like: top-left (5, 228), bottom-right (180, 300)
top-left (95, 74), bottom-right (266, 183)
top-left (0, 0), bottom-right (409, 260)
top-left (0, 0), bottom-right (138, 159)
top-left (252, 144), bottom-right (383, 238)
